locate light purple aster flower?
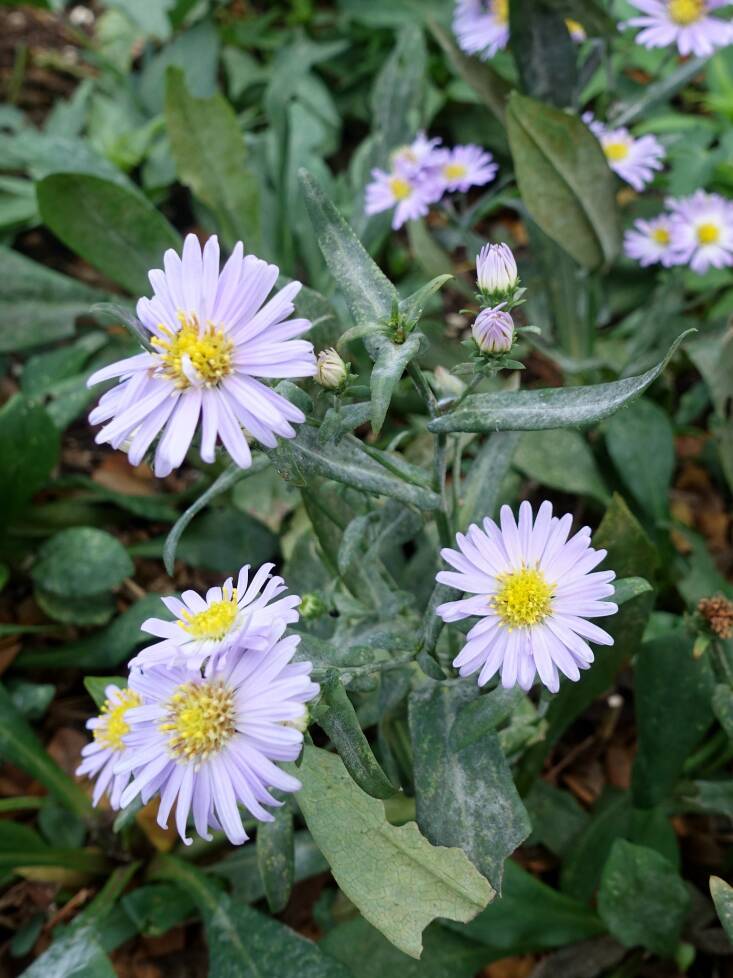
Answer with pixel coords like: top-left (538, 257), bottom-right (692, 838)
top-left (365, 166), bottom-right (444, 229)
top-left (76, 684), bottom-right (142, 808)
top-left (391, 132), bottom-right (444, 177)
top-left (472, 305), bottom-right (514, 354)
top-left (436, 502), bottom-right (618, 694)
top-left (583, 114), bottom-right (665, 192)
top-left (87, 234), bottom-right (316, 477)
top-left (566, 18), bottom-right (587, 42)
top-left (453, 0), bottom-right (510, 60)
top-left (624, 214), bottom-right (678, 267)
top-left (667, 190), bottom-right (733, 273)
top-left (132, 563), bottom-right (300, 674)
top-left (624, 0), bottom-right (733, 57)
top-left (435, 145), bottom-right (499, 193)
top-left (476, 243), bottom-right (519, 297)
top-left (116, 631), bottom-right (318, 846)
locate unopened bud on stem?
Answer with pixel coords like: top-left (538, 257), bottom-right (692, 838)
top-left (472, 306), bottom-right (514, 354)
top-left (315, 348), bottom-right (348, 390)
top-left (476, 243), bottom-right (519, 300)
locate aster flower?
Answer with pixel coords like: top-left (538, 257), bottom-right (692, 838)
top-left (391, 132), bottom-right (443, 177)
top-left (76, 685), bottom-right (142, 808)
top-left (132, 563), bottom-right (300, 674)
top-left (435, 145), bottom-right (499, 193)
top-left (472, 305), bottom-right (514, 354)
top-left (454, 0), bottom-right (510, 60)
top-left (365, 167), bottom-right (443, 230)
top-left (667, 190), bottom-right (733, 273)
top-left (116, 631), bottom-right (318, 846)
top-left (624, 0), bottom-right (733, 57)
top-left (566, 18), bottom-right (587, 41)
top-left (583, 114), bottom-right (665, 192)
top-left (87, 234), bottom-right (316, 477)
top-left (624, 214), bottom-right (678, 267)
top-left (436, 502), bottom-right (617, 694)
top-left (476, 243), bottom-right (519, 299)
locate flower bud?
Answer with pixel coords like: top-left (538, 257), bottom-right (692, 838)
top-left (315, 348), bottom-right (348, 390)
top-left (472, 306), bottom-right (514, 354)
top-left (476, 243), bottom-right (518, 299)
top-left (299, 592), bottom-right (328, 620)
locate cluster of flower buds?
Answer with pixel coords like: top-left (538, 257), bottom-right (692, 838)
top-left (470, 242), bottom-right (525, 360)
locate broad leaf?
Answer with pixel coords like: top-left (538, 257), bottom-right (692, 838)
top-left (605, 399), bottom-right (674, 520)
top-left (429, 331), bottom-right (692, 433)
top-left (37, 173), bottom-right (180, 295)
top-left (32, 527), bottom-right (133, 599)
top-left (256, 800), bottom-right (294, 914)
top-left (296, 745), bottom-right (493, 958)
top-left (514, 429), bottom-right (609, 505)
top-left (165, 67), bottom-right (261, 251)
top-left (509, 0), bottom-right (577, 107)
top-left (505, 92), bottom-right (621, 269)
top-left (710, 876), bottom-right (733, 944)
top-left (409, 681), bottom-right (530, 891)
top-left (0, 395), bottom-right (60, 523)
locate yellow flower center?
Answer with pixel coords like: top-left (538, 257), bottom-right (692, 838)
top-left (697, 221), bottom-right (720, 245)
top-left (389, 177), bottom-right (412, 201)
top-left (93, 689), bottom-right (142, 751)
top-left (565, 18), bottom-right (584, 35)
top-left (668, 0), bottom-right (705, 25)
top-left (443, 163), bottom-right (468, 180)
top-left (493, 567), bottom-right (554, 629)
top-left (160, 680), bottom-right (236, 762)
top-left (493, 0), bottom-right (509, 24)
top-left (652, 227), bottom-right (671, 245)
top-left (152, 312), bottom-right (234, 389)
top-left (604, 141), bottom-right (630, 162)
top-left (178, 592), bottom-right (239, 641)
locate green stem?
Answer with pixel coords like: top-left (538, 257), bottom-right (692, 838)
top-left (683, 729), bottom-right (728, 775)
top-left (408, 362), bottom-right (452, 547)
top-left (450, 372), bottom-right (483, 410)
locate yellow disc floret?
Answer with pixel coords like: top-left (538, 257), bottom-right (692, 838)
top-left (493, 0), bottom-right (509, 24)
top-left (152, 312), bottom-right (234, 389)
top-left (493, 567), bottom-right (554, 629)
top-left (160, 680), bottom-right (236, 762)
top-left (389, 177), bottom-right (412, 201)
top-left (93, 688), bottom-right (142, 751)
top-left (697, 222), bottom-right (720, 245)
top-left (652, 227), bottom-right (671, 245)
top-left (178, 591), bottom-right (239, 641)
top-left (604, 141), bottom-right (630, 163)
top-left (668, 0), bottom-right (705, 26)
top-left (443, 163), bottom-right (468, 180)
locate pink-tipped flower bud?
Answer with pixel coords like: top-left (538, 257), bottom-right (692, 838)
top-left (315, 348), bottom-right (348, 390)
top-left (472, 306), bottom-right (514, 354)
top-left (476, 243), bottom-right (518, 298)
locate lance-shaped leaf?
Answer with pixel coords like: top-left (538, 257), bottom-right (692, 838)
top-left (165, 67), bottom-right (261, 252)
top-left (0, 682), bottom-right (92, 819)
top-left (152, 854), bottom-right (349, 978)
top-left (429, 331), bottom-right (693, 434)
top-left (300, 169), bottom-right (396, 329)
top-left (370, 332), bottom-right (423, 434)
top-left (284, 424), bottom-right (440, 510)
top-left (710, 876), bottom-right (733, 943)
top-left (505, 92), bottom-right (620, 269)
top-left (314, 675), bottom-right (397, 799)
top-left (409, 682), bottom-right (530, 891)
top-left (399, 274), bottom-right (453, 327)
top-left (459, 431), bottom-right (521, 530)
top-left (256, 798), bottom-right (294, 914)
top-left (296, 746), bottom-right (494, 958)
top-left (509, 0), bottom-right (577, 108)
top-left (36, 173), bottom-right (181, 296)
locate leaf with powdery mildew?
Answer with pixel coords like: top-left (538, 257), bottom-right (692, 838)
top-left (296, 745), bottom-right (494, 959)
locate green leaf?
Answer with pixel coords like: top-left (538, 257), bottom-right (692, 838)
top-left (153, 854), bottom-right (350, 978)
top-left (370, 332), bottom-right (423, 434)
top-left (399, 275), bottom-right (453, 327)
top-left (36, 173), bottom-right (180, 296)
top-left (505, 92), bottom-right (620, 269)
top-left (428, 331), bottom-right (692, 434)
top-left (543, 0), bottom-right (617, 36)
top-left (594, 493), bottom-right (659, 581)
top-left (274, 425), bottom-right (440, 511)
top-left (0, 682), bottom-right (92, 819)
top-left (34, 588), bottom-right (117, 627)
top-left (165, 67), bottom-right (260, 251)
top-left (428, 20), bottom-right (509, 122)
top-left (0, 246), bottom-right (108, 354)
top-left (559, 790), bottom-right (631, 901)
top-left (256, 800), bottom-right (294, 914)
top-left (604, 399), bottom-right (674, 520)
top-left (122, 883), bottom-right (195, 937)
top-left (686, 329), bottom-right (733, 494)
top-left (712, 684), bottom-right (733, 741)
top-left (32, 527), bottom-right (133, 598)
top-left (409, 681), bottom-right (530, 891)
top-left (83, 676), bottom-right (126, 710)
top-left (152, 506), bottom-right (276, 574)
top-left (0, 394), bottom-right (60, 523)
top-left (514, 429), bottom-right (609, 505)
top-left (598, 840), bottom-right (690, 957)
top-left (314, 675), bottom-right (396, 799)
top-left (449, 687), bottom-right (526, 752)
top-left (677, 779), bottom-right (733, 817)
top-left (300, 169), bottom-right (396, 330)
top-left (710, 876), bottom-right (733, 943)
top-left (296, 745), bottom-right (493, 958)
top-left (632, 633), bottom-right (715, 809)
top-left (452, 859), bottom-right (604, 955)
top-left (509, 0), bottom-right (577, 107)
top-left (524, 780), bottom-right (589, 858)
top-left (163, 460), bottom-right (266, 574)
top-left (458, 431), bottom-right (520, 531)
